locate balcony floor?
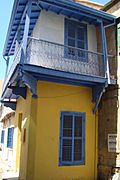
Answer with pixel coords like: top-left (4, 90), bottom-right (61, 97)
top-left (23, 64), bottom-right (107, 86)
top-left (2, 63), bottom-right (116, 102)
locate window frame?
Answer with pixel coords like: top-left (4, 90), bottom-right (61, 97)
top-left (64, 18), bottom-right (88, 62)
top-left (59, 111), bottom-right (85, 166)
top-left (7, 127), bottom-right (14, 149)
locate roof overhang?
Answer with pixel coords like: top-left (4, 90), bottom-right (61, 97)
top-left (102, 0), bottom-right (119, 11)
top-left (3, 0), bottom-right (116, 57)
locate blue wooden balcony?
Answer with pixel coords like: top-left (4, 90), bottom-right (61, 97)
top-left (1, 0), bottom-right (116, 112)
top-left (2, 37), bottom-right (115, 95)
top-left (26, 38), bottom-right (104, 77)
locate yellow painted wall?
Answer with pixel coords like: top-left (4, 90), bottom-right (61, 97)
top-left (15, 90), bottom-right (32, 179)
top-left (16, 81), bottom-right (98, 180)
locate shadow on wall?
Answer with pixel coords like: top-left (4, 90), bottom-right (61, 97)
top-left (98, 85), bottom-right (119, 180)
top-left (3, 177), bottom-right (18, 180)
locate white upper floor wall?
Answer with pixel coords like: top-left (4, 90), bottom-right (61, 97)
top-left (32, 10), bottom-right (97, 53)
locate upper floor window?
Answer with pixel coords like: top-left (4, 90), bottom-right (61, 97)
top-left (59, 112), bottom-right (85, 166)
top-left (65, 19), bottom-right (88, 61)
top-left (1, 130), bottom-right (5, 144)
top-left (7, 127), bottom-right (14, 148)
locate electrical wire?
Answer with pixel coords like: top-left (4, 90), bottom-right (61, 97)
top-left (37, 91), bottom-right (83, 99)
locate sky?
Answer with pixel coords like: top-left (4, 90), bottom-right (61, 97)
top-left (0, 0), bottom-right (110, 80)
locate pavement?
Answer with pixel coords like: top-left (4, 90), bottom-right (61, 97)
top-left (0, 152), bottom-right (19, 180)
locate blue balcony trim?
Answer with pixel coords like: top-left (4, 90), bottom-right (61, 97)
top-left (1, 63), bottom-right (113, 113)
top-left (23, 64), bottom-right (107, 85)
top-left (1, 62), bottom-right (116, 107)
top-left (22, 72), bottom-right (37, 98)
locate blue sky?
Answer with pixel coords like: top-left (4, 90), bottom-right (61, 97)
top-left (0, 0), bottom-right (109, 80)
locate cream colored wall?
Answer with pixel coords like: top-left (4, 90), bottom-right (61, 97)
top-left (75, 0), bottom-right (103, 10)
top-left (32, 11), bottom-right (64, 44)
top-left (32, 10), bottom-right (97, 52)
top-left (88, 24), bottom-right (97, 52)
top-left (105, 1), bottom-right (120, 18)
top-left (15, 90), bottom-right (32, 179)
top-left (1, 115), bottom-right (16, 170)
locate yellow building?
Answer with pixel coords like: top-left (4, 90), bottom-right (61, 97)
top-left (15, 82), bottom-right (98, 180)
top-left (0, 0), bottom-right (116, 179)
top-left (0, 79), bottom-right (18, 175)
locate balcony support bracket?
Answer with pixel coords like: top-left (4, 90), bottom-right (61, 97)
top-left (8, 86), bottom-right (27, 99)
top-left (92, 84), bottom-right (106, 114)
top-left (22, 72), bottom-right (37, 98)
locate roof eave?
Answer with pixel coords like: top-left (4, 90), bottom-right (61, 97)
top-left (3, 0), bottom-right (116, 57)
top-left (3, 0), bottom-right (19, 57)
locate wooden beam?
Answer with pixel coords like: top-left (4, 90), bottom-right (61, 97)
top-left (8, 3), bottom-right (29, 56)
top-left (21, 0), bottom-right (32, 64)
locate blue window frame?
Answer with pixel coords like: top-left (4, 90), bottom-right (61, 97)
top-left (65, 19), bottom-right (88, 61)
top-left (1, 130), bottom-right (5, 144)
top-left (7, 127), bottom-right (14, 148)
top-left (59, 112), bottom-right (85, 166)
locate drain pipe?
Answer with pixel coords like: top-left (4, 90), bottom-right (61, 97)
top-left (93, 87), bottom-right (106, 114)
top-left (104, 19), bottom-right (116, 85)
top-left (93, 19), bottom-right (116, 114)
top-left (3, 56), bottom-right (9, 80)
top-left (3, 56), bottom-right (10, 92)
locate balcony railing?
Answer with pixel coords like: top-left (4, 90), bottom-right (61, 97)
top-left (2, 44), bottom-right (21, 93)
top-left (26, 37), bottom-right (104, 77)
top-left (3, 37), bottom-right (115, 94)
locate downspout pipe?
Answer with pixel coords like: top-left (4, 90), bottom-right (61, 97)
top-left (3, 56), bottom-right (9, 92)
top-left (104, 19), bottom-right (116, 85)
top-left (3, 56), bottom-right (9, 78)
top-left (93, 87), bottom-right (106, 114)
top-left (93, 19), bottom-right (116, 114)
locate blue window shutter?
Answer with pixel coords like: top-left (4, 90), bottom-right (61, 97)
top-left (1, 130), bottom-right (5, 144)
top-left (82, 114), bottom-right (85, 162)
top-left (59, 112), bottom-right (85, 166)
top-left (59, 114), bottom-right (63, 163)
top-left (7, 127), bottom-right (14, 148)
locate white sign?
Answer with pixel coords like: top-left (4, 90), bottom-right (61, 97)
top-left (108, 134), bottom-right (120, 153)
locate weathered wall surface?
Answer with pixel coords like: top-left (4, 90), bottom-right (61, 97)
top-left (97, 2), bottom-right (119, 179)
top-left (98, 85), bottom-right (118, 180)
